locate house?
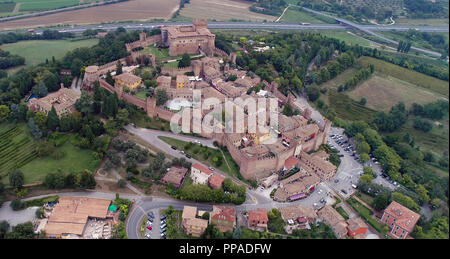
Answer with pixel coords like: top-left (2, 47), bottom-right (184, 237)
top-left (190, 163), bottom-right (213, 185)
top-left (114, 72), bottom-right (142, 89)
top-left (210, 205), bottom-right (236, 233)
top-left (381, 201), bottom-right (421, 239)
top-left (347, 217), bottom-right (368, 237)
top-left (27, 87), bottom-right (81, 118)
top-left (182, 206), bottom-right (208, 237)
top-left (261, 174), bottom-right (278, 188)
top-left (60, 69), bottom-right (71, 76)
top-left (208, 174), bottom-right (225, 189)
top-left (283, 156), bottom-right (300, 171)
top-left (248, 208), bottom-right (268, 231)
top-left (279, 204), bottom-right (317, 231)
top-left (317, 205), bottom-right (348, 239)
top-left (160, 166), bottom-right (188, 188)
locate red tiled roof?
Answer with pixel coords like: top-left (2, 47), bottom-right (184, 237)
top-left (192, 163), bottom-right (213, 175)
top-left (384, 201), bottom-right (420, 232)
top-left (209, 174), bottom-right (225, 189)
top-left (211, 206), bottom-right (235, 223)
top-left (249, 208), bottom-right (268, 223)
top-left (284, 156), bottom-right (300, 169)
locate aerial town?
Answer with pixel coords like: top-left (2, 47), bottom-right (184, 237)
top-left (0, 0), bottom-right (448, 244)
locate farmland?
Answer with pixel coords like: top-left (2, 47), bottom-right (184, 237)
top-left (0, 124), bottom-right (38, 183)
top-left (1, 38), bottom-right (99, 69)
top-left (0, 0), bottom-right (101, 17)
top-left (346, 74), bottom-right (447, 112)
top-left (178, 0), bottom-right (276, 22)
top-left (279, 7), bottom-right (326, 24)
top-left (0, 0), bottom-right (179, 30)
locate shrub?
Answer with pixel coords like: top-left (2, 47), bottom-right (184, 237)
top-left (10, 199), bottom-right (25, 211)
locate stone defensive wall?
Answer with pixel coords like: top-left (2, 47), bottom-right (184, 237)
top-left (160, 66), bottom-right (194, 77)
top-left (125, 34), bottom-right (162, 52)
top-left (97, 58), bottom-right (127, 75)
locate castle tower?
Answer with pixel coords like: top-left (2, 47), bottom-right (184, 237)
top-left (139, 32), bottom-right (147, 42)
top-left (193, 19), bottom-right (208, 29)
top-left (82, 65), bottom-right (99, 91)
top-left (146, 97), bottom-right (157, 118)
top-left (303, 108), bottom-right (312, 120)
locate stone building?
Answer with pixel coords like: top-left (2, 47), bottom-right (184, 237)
top-left (114, 72), bottom-right (142, 90)
top-left (161, 19), bottom-right (215, 56)
top-left (28, 87), bottom-right (81, 117)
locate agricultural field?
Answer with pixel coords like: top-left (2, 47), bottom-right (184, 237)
top-left (395, 18), bottom-right (449, 26)
top-left (358, 56), bottom-right (449, 97)
top-left (342, 0), bottom-right (404, 17)
top-left (178, 0), bottom-right (276, 22)
top-left (346, 74), bottom-right (447, 112)
top-left (0, 0), bottom-right (179, 30)
top-left (1, 38), bottom-right (98, 69)
top-left (0, 123), bottom-right (38, 182)
top-left (0, 0), bottom-right (101, 17)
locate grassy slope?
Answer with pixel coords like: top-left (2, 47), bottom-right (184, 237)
top-left (279, 8), bottom-right (326, 24)
top-left (358, 56), bottom-right (449, 97)
top-left (19, 140), bottom-right (100, 184)
top-left (1, 38), bottom-right (99, 69)
top-left (158, 136), bottom-right (241, 179)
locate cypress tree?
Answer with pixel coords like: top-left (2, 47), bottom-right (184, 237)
top-left (47, 106), bottom-right (60, 131)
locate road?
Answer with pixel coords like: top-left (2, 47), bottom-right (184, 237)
top-left (7, 21), bottom-right (445, 35)
top-left (299, 6), bottom-right (444, 57)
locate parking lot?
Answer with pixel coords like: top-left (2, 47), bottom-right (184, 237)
top-left (143, 209), bottom-right (167, 239)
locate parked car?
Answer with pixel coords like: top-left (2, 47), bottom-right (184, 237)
top-left (185, 154), bottom-right (191, 159)
top-left (208, 167), bottom-right (215, 171)
top-left (320, 198), bottom-right (326, 203)
top-left (161, 224), bottom-right (167, 229)
top-left (148, 217), bottom-right (153, 222)
top-left (341, 189), bottom-right (347, 194)
top-left (160, 232), bottom-right (166, 237)
top-left (171, 146), bottom-right (177, 150)
top-left (145, 234), bottom-right (151, 239)
top-left (147, 226), bottom-right (152, 230)
top-left (160, 215), bottom-right (166, 220)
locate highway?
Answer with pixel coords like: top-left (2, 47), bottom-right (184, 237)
top-left (40, 22), bottom-right (449, 34)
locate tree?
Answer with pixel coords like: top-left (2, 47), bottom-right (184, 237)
top-left (32, 81), bottom-right (48, 98)
top-left (106, 71), bottom-right (114, 86)
top-left (359, 97), bottom-right (367, 105)
top-left (360, 173), bottom-right (373, 184)
top-left (360, 153), bottom-right (370, 163)
top-left (201, 212), bottom-right (210, 220)
top-left (356, 141), bottom-right (371, 155)
top-left (28, 117), bottom-right (42, 139)
top-left (178, 53), bottom-right (191, 68)
top-left (0, 105), bottom-right (11, 123)
top-left (116, 109), bottom-right (130, 127)
top-left (363, 166), bottom-right (373, 175)
top-left (227, 74), bottom-right (237, 81)
top-left (9, 169), bottom-right (24, 189)
top-left (5, 222), bottom-right (34, 239)
top-left (116, 61), bottom-right (123, 75)
top-left (46, 106), bottom-right (60, 131)
top-left (392, 192), bottom-right (419, 212)
top-left (305, 86), bottom-right (320, 102)
top-left (372, 193), bottom-right (391, 211)
top-left (75, 91), bottom-right (93, 115)
top-left (156, 88), bottom-right (168, 106)
top-left (0, 221), bottom-right (9, 239)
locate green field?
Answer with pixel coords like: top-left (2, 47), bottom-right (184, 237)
top-left (346, 73), bottom-right (447, 112)
top-left (326, 90), bottom-right (377, 122)
top-left (395, 18), bottom-right (449, 26)
top-left (0, 2), bottom-right (16, 14)
top-left (19, 140), bottom-right (100, 185)
top-left (139, 46), bottom-right (171, 60)
top-left (358, 56), bottom-right (449, 97)
top-left (0, 0), bottom-right (101, 17)
top-left (279, 7), bottom-right (326, 24)
top-left (0, 123), bottom-right (38, 182)
top-left (1, 38), bottom-right (99, 69)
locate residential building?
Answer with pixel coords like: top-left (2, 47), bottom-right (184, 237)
top-left (182, 206), bottom-right (208, 237)
top-left (210, 205), bottom-right (236, 233)
top-left (28, 87), bottom-right (81, 117)
top-left (279, 204), bottom-right (317, 231)
top-left (160, 166), bottom-right (188, 188)
top-left (114, 72), bottom-right (142, 89)
top-left (208, 174), bottom-right (225, 189)
top-left (176, 75), bottom-right (190, 88)
top-left (156, 76), bottom-right (172, 88)
top-left (190, 163), bottom-right (213, 185)
top-left (248, 208), bottom-right (268, 231)
top-left (317, 205), bottom-right (348, 239)
top-left (347, 217), bottom-right (368, 237)
top-left (381, 201), bottom-right (421, 239)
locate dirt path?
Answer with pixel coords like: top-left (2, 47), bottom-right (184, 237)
top-left (12, 3), bottom-right (20, 13)
top-left (275, 5), bottom-right (290, 22)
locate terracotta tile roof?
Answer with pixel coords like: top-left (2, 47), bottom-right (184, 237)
top-left (249, 208), bottom-right (268, 223)
top-left (208, 174), bottom-right (225, 189)
top-left (182, 206), bottom-right (197, 220)
top-left (185, 218), bottom-right (208, 228)
top-left (279, 204), bottom-right (317, 221)
top-left (114, 72), bottom-right (142, 85)
top-left (284, 156), bottom-right (300, 169)
top-left (161, 166), bottom-right (188, 186)
top-left (211, 206), bottom-right (235, 223)
top-left (317, 205), bottom-right (345, 227)
top-left (192, 163), bottom-right (213, 175)
top-left (347, 217), bottom-right (368, 232)
top-left (384, 201), bottom-right (421, 232)
top-left (45, 196), bottom-right (111, 236)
